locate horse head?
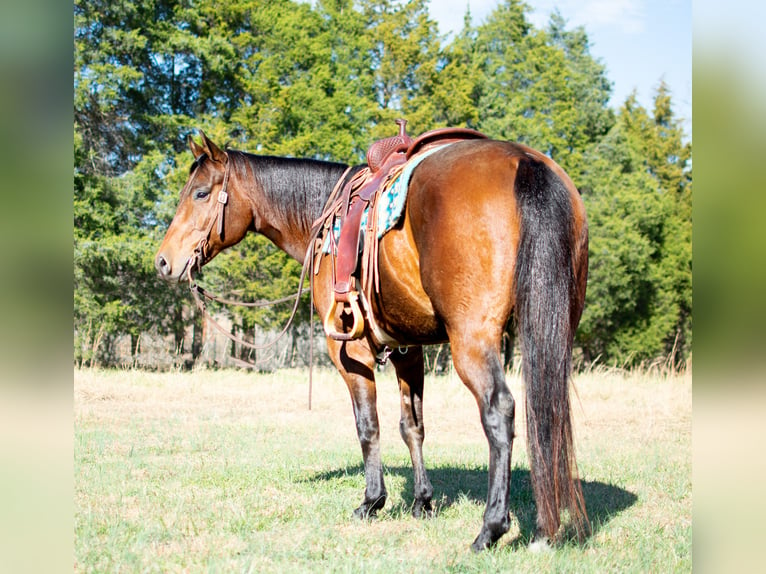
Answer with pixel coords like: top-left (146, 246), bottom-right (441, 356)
top-left (155, 131), bottom-right (253, 282)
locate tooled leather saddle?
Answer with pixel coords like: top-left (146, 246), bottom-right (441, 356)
top-left (318, 119), bottom-right (487, 341)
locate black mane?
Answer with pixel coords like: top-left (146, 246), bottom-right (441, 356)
top-left (229, 151), bottom-right (356, 235)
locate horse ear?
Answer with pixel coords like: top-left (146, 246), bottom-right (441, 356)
top-left (188, 134), bottom-right (205, 159)
top-left (199, 130), bottom-right (228, 164)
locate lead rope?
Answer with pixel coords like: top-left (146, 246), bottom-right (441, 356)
top-left (308, 254), bottom-right (314, 410)
top-left (188, 240), bottom-right (315, 355)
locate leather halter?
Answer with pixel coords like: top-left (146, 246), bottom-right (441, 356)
top-left (186, 153), bottom-right (231, 282)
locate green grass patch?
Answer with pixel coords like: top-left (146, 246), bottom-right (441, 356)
top-left (75, 366), bottom-right (691, 572)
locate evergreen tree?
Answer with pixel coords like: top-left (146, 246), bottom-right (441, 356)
top-left (471, 2), bottom-right (613, 174)
top-left (73, 0), bottom-right (691, 369)
top-left (356, 0), bottom-right (443, 135)
top-left (577, 88), bottom-right (691, 366)
top-left (429, 9), bottom-right (482, 127)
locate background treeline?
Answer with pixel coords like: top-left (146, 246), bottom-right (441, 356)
top-left (74, 0), bottom-right (691, 370)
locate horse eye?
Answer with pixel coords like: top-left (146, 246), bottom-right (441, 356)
top-left (194, 189), bottom-right (210, 200)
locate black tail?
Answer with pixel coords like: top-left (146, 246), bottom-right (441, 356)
top-left (513, 156), bottom-right (588, 540)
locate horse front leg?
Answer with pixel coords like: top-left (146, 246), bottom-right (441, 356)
top-left (326, 337), bottom-right (387, 518)
top-left (389, 346), bottom-right (434, 518)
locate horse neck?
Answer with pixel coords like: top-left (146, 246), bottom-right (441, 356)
top-left (232, 151), bottom-right (348, 261)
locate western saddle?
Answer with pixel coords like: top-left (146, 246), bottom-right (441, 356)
top-left (315, 119), bottom-right (487, 342)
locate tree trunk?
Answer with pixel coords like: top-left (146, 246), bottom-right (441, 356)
top-left (191, 309), bottom-right (203, 364)
top-left (173, 303), bottom-right (185, 355)
top-left (130, 333), bottom-right (139, 359)
top-left (230, 320), bottom-right (237, 360)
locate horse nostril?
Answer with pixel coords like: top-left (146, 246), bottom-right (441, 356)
top-left (156, 254), bottom-right (170, 276)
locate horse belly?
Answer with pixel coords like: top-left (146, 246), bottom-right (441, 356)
top-left (372, 222), bottom-right (448, 344)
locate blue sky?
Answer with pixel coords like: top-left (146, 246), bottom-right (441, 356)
top-left (429, 0), bottom-right (692, 133)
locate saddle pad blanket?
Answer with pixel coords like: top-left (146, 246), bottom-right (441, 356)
top-left (324, 142), bottom-right (452, 252)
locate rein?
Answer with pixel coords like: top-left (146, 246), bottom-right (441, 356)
top-left (186, 252), bottom-right (312, 354)
top-left (187, 250), bottom-right (317, 408)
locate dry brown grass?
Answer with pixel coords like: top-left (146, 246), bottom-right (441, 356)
top-left (75, 365), bottom-right (691, 572)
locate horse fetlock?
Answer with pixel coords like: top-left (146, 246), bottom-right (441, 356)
top-left (353, 493), bottom-right (387, 520)
top-left (416, 479), bottom-right (434, 501)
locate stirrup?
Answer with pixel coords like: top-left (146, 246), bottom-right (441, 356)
top-left (324, 291), bottom-right (365, 341)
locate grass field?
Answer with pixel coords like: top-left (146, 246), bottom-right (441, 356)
top-left (74, 365), bottom-right (691, 572)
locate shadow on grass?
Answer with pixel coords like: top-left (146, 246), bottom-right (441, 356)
top-left (302, 463), bottom-right (637, 547)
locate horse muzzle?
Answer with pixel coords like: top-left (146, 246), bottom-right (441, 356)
top-left (155, 251), bottom-right (195, 283)
top-left (155, 252), bottom-right (172, 278)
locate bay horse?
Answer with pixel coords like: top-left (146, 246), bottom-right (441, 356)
top-left (155, 130), bottom-right (589, 551)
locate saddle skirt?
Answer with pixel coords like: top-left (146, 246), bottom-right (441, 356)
top-left (323, 143), bottom-right (448, 253)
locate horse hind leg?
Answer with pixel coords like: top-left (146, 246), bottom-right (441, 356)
top-left (389, 346), bottom-right (434, 518)
top-left (449, 330), bottom-right (516, 552)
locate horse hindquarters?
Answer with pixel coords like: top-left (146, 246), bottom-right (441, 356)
top-left (513, 156), bottom-right (589, 543)
top-left (403, 142), bottom-right (522, 550)
top-left (404, 140), bottom-right (588, 549)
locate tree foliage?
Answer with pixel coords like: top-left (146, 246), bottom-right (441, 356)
top-left (577, 88), bottom-right (691, 366)
top-left (74, 0), bottom-right (691, 368)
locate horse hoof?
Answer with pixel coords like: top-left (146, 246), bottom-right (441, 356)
top-left (352, 506), bottom-right (378, 520)
top-left (352, 495), bottom-right (386, 520)
top-left (412, 500), bottom-right (434, 519)
top-left (470, 531), bottom-right (495, 553)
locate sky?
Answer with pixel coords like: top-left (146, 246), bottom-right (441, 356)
top-left (428, 0), bottom-right (692, 133)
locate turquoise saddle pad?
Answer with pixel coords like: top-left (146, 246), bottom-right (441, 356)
top-left (324, 143), bottom-right (451, 252)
